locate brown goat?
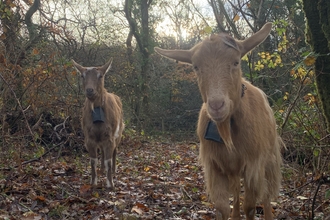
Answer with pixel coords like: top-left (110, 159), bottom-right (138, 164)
top-left (155, 23), bottom-right (283, 220)
top-left (72, 58), bottom-right (124, 189)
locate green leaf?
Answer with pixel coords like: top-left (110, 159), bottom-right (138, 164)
top-left (325, 189), bottom-right (330, 199)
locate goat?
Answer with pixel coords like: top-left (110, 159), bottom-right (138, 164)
top-left (155, 23), bottom-right (283, 220)
top-left (72, 58), bottom-right (124, 189)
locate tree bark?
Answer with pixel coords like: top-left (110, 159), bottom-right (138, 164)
top-left (124, 0), bottom-right (152, 129)
top-left (303, 0), bottom-right (330, 131)
top-left (25, 0), bottom-right (40, 40)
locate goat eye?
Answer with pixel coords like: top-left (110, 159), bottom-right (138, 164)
top-left (193, 66), bottom-right (199, 71)
top-left (97, 73), bottom-right (103, 78)
top-left (234, 61), bottom-right (239, 66)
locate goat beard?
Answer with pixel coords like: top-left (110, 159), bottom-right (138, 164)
top-left (90, 102), bottom-right (94, 112)
top-left (216, 118), bottom-right (234, 152)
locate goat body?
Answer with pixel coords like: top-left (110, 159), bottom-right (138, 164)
top-left (72, 58), bottom-right (124, 188)
top-left (155, 23), bottom-right (283, 220)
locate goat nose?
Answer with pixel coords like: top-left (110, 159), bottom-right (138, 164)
top-left (86, 88), bottom-right (94, 95)
top-left (209, 100), bottom-right (224, 111)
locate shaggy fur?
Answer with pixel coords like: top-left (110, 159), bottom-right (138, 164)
top-left (72, 58), bottom-right (124, 189)
top-left (155, 23), bottom-right (283, 220)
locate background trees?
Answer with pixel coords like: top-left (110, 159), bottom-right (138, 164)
top-left (0, 0), bottom-right (324, 138)
top-left (0, 0), bottom-right (328, 183)
top-left (303, 0), bottom-right (330, 131)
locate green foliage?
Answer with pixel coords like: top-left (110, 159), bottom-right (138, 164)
top-left (326, 189), bottom-right (330, 199)
top-left (241, 18), bottom-right (329, 173)
top-left (274, 49), bottom-right (327, 172)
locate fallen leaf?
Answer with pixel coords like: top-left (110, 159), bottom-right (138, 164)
top-left (79, 184), bottom-right (92, 195)
top-left (131, 206), bottom-right (143, 215)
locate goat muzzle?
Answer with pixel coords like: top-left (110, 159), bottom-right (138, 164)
top-left (207, 100), bottom-right (229, 123)
top-left (86, 88), bottom-right (95, 99)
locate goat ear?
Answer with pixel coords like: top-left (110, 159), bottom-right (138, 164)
top-left (100, 58), bottom-right (113, 75)
top-left (154, 47), bottom-right (192, 64)
top-left (239, 22), bottom-right (272, 57)
top-left (72, 59), bottom-right (86, 74)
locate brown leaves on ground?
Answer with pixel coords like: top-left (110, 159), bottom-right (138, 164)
top-left (0, 139), bottom-right (329, 219)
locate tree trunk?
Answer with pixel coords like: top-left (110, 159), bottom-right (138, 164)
top-left (303, 0), bottom-right (330, 131)
top-left (124, 0), bottom-right (153, 129)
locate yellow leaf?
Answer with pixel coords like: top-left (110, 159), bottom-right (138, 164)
top-left (93, 191), bottom-right (99, 198)
top-left (32, 48), bottom-right (39, 55)
top-left (144, 166), bottom-right (150, 172)
top-left (233, 14), bottom-right (240, 22)
top-left (283, 92), bottom-right (289, 101)
top-left (304, 56), bottom-right (316, 66)
top-left (297, 67), bottom-right (306, 78)
top-left (241, 54), bottom-right (249, 62)
top-left (204, 26), bottom-right (212, 34)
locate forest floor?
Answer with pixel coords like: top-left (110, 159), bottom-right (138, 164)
top-left (0, 136), bottom-right (329, 220)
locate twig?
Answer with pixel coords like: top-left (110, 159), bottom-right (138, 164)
top-left (0, 141), bottom-right (65, 174)
top-left (284, 178), bottom-right (317, 195)
top-left (1, 193), bottom-right (33, 212)
top-left (53, 116), bottom-right (70, 141)
top-left (0, 72), bottom-right (38, 147)
top-left (180, 186), bottom-right (192, 200)
top-left (54, 116), bottom-right (70, 132)
top-left (31, 113), bottom-right (43, 131)
top-left (280, 73), bottom-right (310, 135)
top-left (19, 142), bottom-right (62, 167)
top-left (312, 175), bottom-right (330, 220)
top-left (318, 134), bottom-right (330, 143)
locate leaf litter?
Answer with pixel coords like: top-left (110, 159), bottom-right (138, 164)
top-left (0, 139), bottom-right (329, 219)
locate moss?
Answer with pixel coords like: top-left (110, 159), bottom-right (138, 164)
top-left (318, 0), bottom-right (330, 49)
top-left (303, 0), bottom-right (330, 131)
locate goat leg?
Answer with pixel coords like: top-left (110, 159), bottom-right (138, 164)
top-left (100, 148), bottom-right (105, 173)
top-left (204, 164), bottom-right (230, 220)
top-left (87, 142), bottom-right (98, 186)
top-left (262, 199), bottom-right (273, 220)
top-left (90, 157), bottom-right (98, 186)
top-left (232, 180), bottom-right (241, 220)
top-left (112, 147), bottom-right (117, 174)
top-left (104, 143), bottom-right (115, 189)
top-left (104, 158), bottom-right (114, 188)
top-left (243, 185), bottom-right (257, 220)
